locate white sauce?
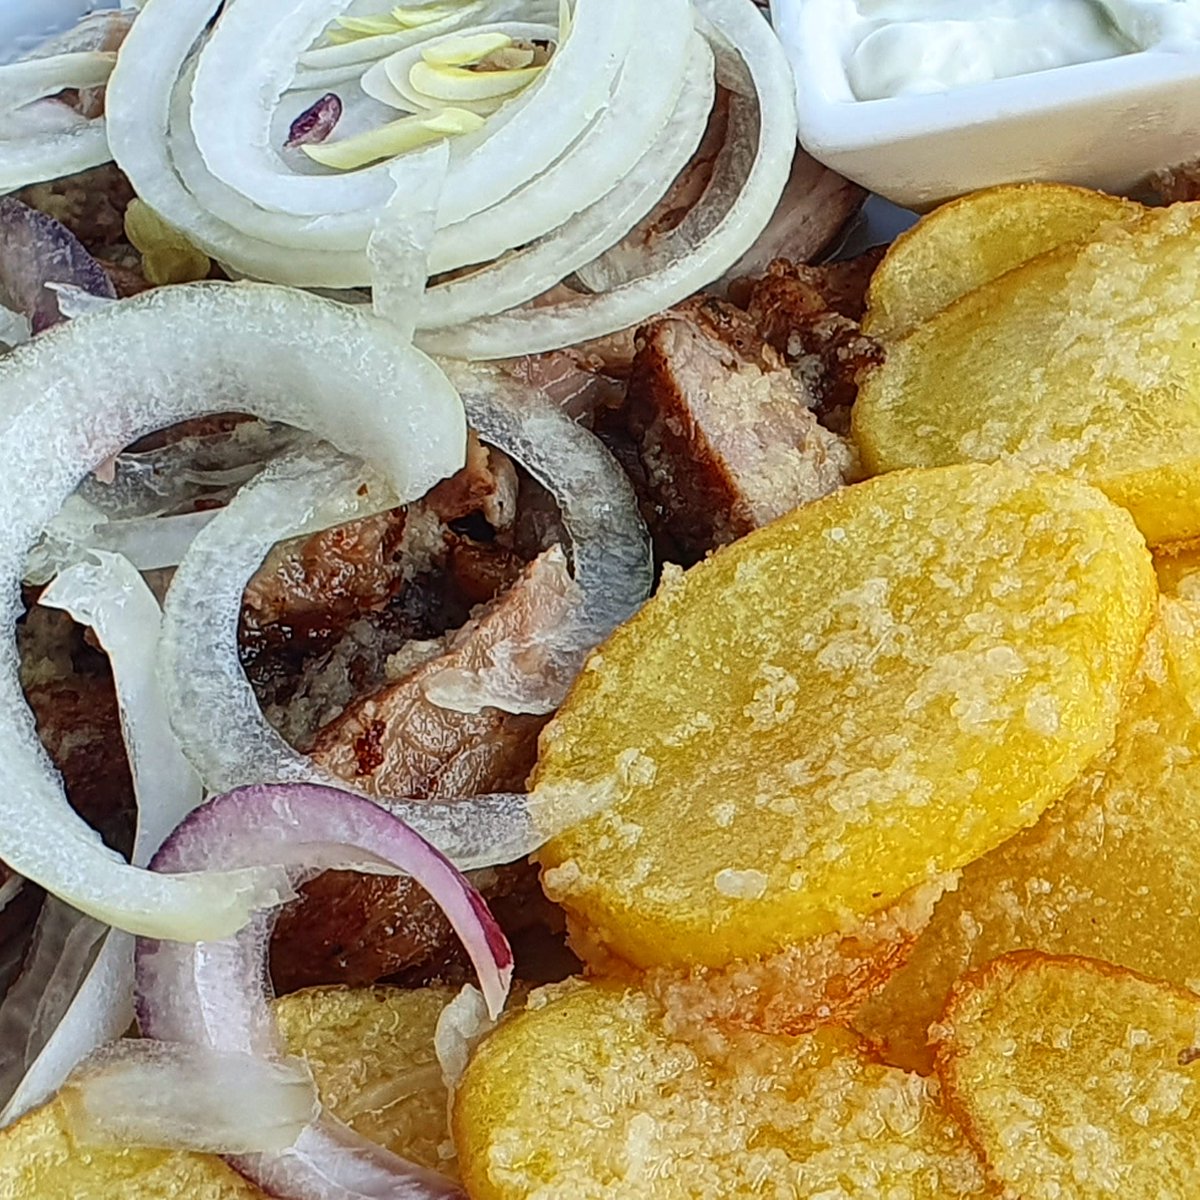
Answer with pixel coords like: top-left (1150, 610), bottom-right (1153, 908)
top-left (845, 0), bottom-right (1200, 101)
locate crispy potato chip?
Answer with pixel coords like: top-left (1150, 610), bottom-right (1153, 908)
top-left (454, 980), bottom-right (990, 1200)
top-left (1154, 538), bottom-right (1200, 598)
top-left (0, 985), bottom-right (459, 1198)
top-left (856, 596), bottom-right (1200, 1073)
top-left (936, 952), bottom-right (1200, 1200)
top-left (534, 463), bottom-right (1154, 1029)
top-left (854, 204), bottom-right (1200, 545)
top-left (863, 183), bottom-right (1140, 342)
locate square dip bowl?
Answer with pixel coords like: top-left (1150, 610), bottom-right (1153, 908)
top-left (770, 0), bottom-right (1200, 210)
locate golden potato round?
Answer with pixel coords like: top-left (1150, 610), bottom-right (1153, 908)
top-left (534, 464), bottom-right (1154, 1000)
top-left (857, 595), bottom-right (1200, 1073)
top-left (455, 980), bottom-right (989, 1200)
top-left (863, 182), bottom-right (1140, 342)
top-left (854, 204), bottom-right (1200, 546)
top-left (0, 985), bottom-right (460, 1199)
top-left (936, 952), bottom-right (1200, 1200)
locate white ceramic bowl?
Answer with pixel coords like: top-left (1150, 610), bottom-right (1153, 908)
top-left (771, 0), bottom-right (1200, 210)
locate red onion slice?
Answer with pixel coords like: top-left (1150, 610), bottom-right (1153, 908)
top-left (0, 197), bottom-right (115, 334)
top-left (0, 281), bottom-right (466, 940)
top-left (136, 783), bottom-right (511, 1199)
top-left (286, 92), bottom-right (343, 148)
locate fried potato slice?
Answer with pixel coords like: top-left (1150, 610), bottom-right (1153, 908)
top-left (454, 980), bottom-right (991, 1200)
top-left (936, 952), bottom-right (1200, 1199)
top-left (854, 204), bottom-right (1200, 546)
top-left (534, 463), bottom-right (1154, 1029)
top-left (863, 183), bottom-right (1140, 341)
top-left (856, 596), bottom-right (1200, 1073)
top-left (1154, 538), bottom-right (1200, 598)
top-left (0, 985), bottom-right (459, 1199)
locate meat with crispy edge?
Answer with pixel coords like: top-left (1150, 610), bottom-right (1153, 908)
top-left (621, 295), bottom-right (859, 562)
top-left (735, 251), bottom-right (887, 435)
top-left (270, 549), bottom-right (578, 992)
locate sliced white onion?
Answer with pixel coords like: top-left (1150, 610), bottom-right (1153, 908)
top-left (26, 501), bottom-right (218, 584)
top-left (371, 22), bottom-right (554, 119)
top-left (0, 52), bottom-right (115, 114)
top-left (157, 445), bottom-right (543, 870)
top-left (135, 783), bottom-right (511, 1198)
top-left (0, 118), bottom-right (113, 196)
top-left (0, 897), bottom-right (106, 1115)
top-left (0, 304), bottom-right (31, 350)
top-left (0, 281), bottom-right (465, 940)
top-left (415, 0), bottom-right (798, 359)
top-left (107, 0), bottom-right (369, 286)
top-left (575, 51), bottom-right (758, 294)
top-left (428, 0), bottom-right (692, 273)
top-left (0, 553), bottom-right (206, 1125)
top-left (42, 552), bottom-right (205, 863)
top-left (62, 1041), bottom-right (319, 1155)
top-left (427, 360), bottom-right (653, 713)
top-left (368, 143), bottom-right (448, 342)
top-left (0, 874), bottom-right (22, 915)
top-left (417, 32), bottom-right (713, 328)
top-left (46, 281), bottom-right (120, 321)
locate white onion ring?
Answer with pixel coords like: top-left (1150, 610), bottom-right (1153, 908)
top-left (157, 445), bottom-right (545, 870)
top-left (417, 32), bottom-right (713, 328)
top-left (106, 0), bottom-right (367, 286)
top-left (135, 783), bottom-right (511, 1199)
top-left (575, 51), bottom-right (759, 294)
top-left (0, 897), bottom-right (106, 1117)
top-left (157, 368), bottom-right (649, 862)
top-left (415, 0), bottom-right (798, 359)
top-left (0, 281), bottom-right (466, 940)
top-left (428, 0), bottom-right (693, 273)
top-left (433, 360), bottom-right (653, 710)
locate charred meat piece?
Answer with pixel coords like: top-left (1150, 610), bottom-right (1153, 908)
top-left (269, 861), bottom-right (557, 994)
top-left (622, 296), bottom-right (857, 562)
top-left (19, 601), bottom-right (136, 858)
top-left (1146, 160), bottom-right (1200, 204)
top-left (271, 550), bottom-right (576, 991)
top-left (740, 252), bottom-right (886, 434)
top-left (15, 164), bottom-right (134, 254)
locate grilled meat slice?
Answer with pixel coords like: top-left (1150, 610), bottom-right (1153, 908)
top-left (622, 296), bottom-right (857, 561)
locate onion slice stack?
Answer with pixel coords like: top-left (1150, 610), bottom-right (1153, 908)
top-left (105, 0), bottom-right (795, 355)
top-left (0, 10), bottom-right (134, 193)
top-left (131, 782), bottom-right (510, 1198)
top-left (0, 281), bottom-right (466, 940)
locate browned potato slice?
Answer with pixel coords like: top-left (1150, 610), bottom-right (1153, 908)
top-left (0, 985), bottom-right (459, 1198)
top-left (936, 952), bottom-right (1200, 1199)
top-left (854, 204), bottom-right (1200, 546)
top-left (856, 595), bottom-right (1200, 1073)
top-left (534, 463), bottom-right (1154, 1031)
top-left (863, 183), bottom-right (1140, 341)
top-left (454, 980), bottom-right (991, 1200)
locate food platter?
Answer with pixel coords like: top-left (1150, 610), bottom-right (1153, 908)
top-left (2, 1), bottom-right (1200, 1198)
